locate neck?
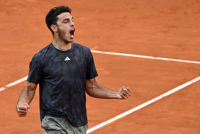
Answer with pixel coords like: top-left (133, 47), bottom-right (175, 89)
top-left (52, 36), bottom-right (72, 51)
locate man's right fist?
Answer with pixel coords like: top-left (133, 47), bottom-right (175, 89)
top-left (16, 102), bottom-right (30, 117)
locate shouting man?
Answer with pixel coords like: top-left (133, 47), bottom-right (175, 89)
top-left (16, 6), bottom-right (131, 134)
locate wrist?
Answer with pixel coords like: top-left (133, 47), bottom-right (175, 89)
top-left (17, 100), bottom-right (28, 106)
top-left (107, 91), bottom-right (121, 99)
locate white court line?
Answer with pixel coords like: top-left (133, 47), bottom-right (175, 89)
top-left (0, 51), bottom-right (199, 132)
top-left (87, 76), bottom-right (200, 133)
top-left (0, 50), bottom-right (200, 91)
top-left (0, 76), bottom-right (28, 92)
top-left (91, 50), bottom-right (200, 64)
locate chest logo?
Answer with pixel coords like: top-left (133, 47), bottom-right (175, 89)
top-left (65, 57), bottom-right (70, 61)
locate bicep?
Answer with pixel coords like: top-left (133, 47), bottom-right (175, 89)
top-left (86, 78), bottom-right (98, 94)
top-left (26, 82), bottom-right (38, 92)
top-left (86, 78), bottom-right (96, 89)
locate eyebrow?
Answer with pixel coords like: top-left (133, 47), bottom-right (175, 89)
top-left (62, 17), bottom-right (73, 21)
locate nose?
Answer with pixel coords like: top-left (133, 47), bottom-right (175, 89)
top-left (71, 20), bottom-right (75, 27)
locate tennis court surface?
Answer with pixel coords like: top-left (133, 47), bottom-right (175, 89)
top-left (0, 0), bottom-right (200, 133)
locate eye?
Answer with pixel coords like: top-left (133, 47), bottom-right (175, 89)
top-left (63, 20), bottom-right (68, 23)
top-left (63, 19), bottom-right (70, 23)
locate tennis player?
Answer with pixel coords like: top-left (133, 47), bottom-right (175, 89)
top-left (16, 6), bottom-right (131, 134)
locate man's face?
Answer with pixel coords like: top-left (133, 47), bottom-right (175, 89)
top-left (56, 12), bottom-right (75, 43)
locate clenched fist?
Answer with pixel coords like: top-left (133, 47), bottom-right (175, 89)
top-left (16, 102), bottom-right (30, 117)
top-left (117, 86), bottom-right (131, 99)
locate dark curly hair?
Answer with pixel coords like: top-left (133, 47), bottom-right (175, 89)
top-left (46, 6), bottom-right (72, 35)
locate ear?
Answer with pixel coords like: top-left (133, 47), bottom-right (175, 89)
top-left (50, 25), bottom-right (58, 33)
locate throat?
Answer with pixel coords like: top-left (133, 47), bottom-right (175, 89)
top-left (52, 42), bottom-right (72, 51)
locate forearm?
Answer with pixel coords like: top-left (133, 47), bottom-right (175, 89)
top-left (87, 83), bottom-right (119, 99)
top-left (17, 86), bottom-right (35, 105)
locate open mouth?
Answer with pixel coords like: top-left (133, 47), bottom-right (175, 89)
top-left (69, 29), bottom-right (75, 39)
